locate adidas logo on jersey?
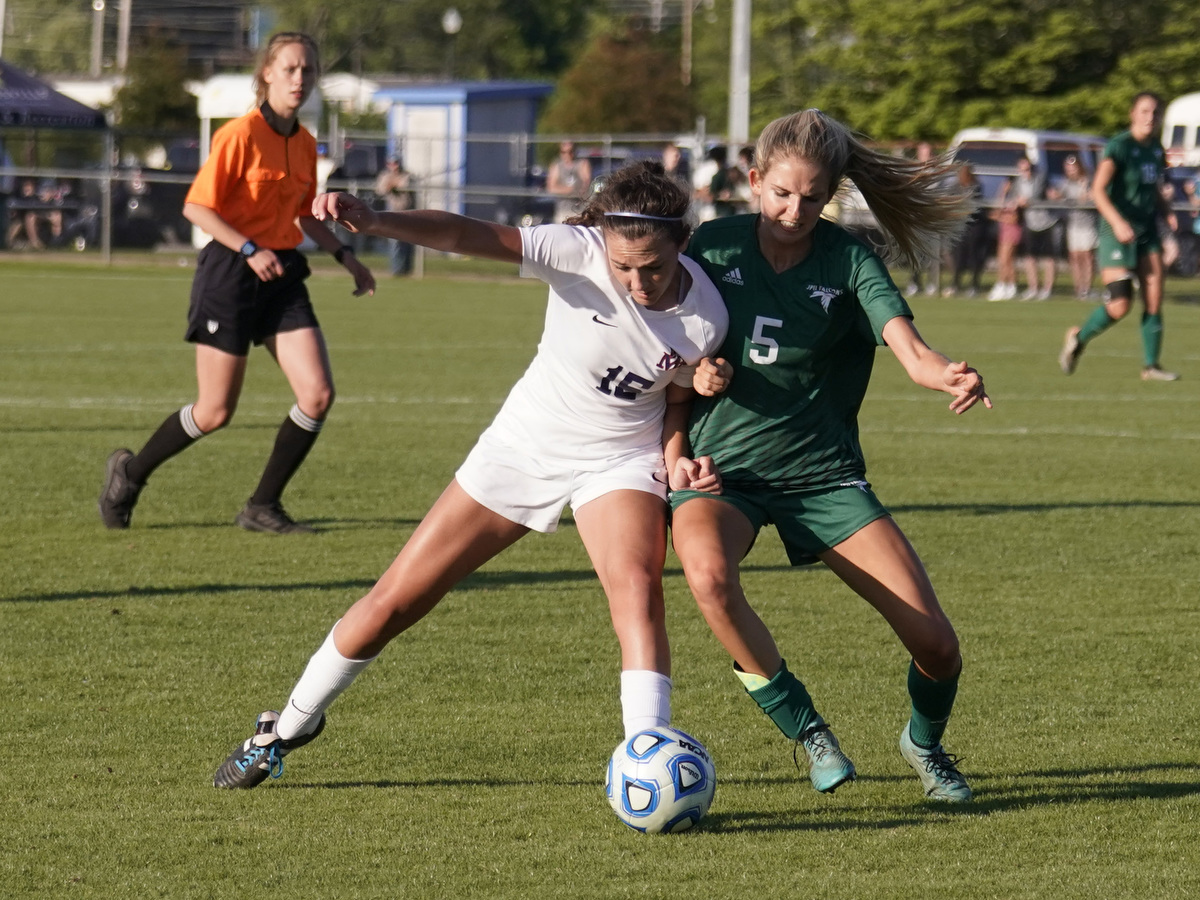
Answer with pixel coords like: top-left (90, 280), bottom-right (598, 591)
top-left (722, 267), bottom-right (744, 285)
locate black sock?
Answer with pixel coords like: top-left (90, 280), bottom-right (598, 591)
top-left (250, 406), bottom-right (323, 506)
top-left (126, 405), bottom-right (204, 484)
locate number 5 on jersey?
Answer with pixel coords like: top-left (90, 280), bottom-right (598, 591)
top-left (749, 316), bottom-right (783, 365)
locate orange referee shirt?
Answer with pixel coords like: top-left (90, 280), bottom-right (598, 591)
top-left (185, 107), bottom-right (318, 250)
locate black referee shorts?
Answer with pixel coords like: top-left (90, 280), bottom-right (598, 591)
top-left (185, 243), bottom-right (319, 356)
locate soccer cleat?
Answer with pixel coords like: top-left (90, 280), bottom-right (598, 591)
top-left (98, 448), bottom-right (144, 529)
top-left (1059, 327), bottom-right (1083, 375)
top-left (235, 499), bottom-right (316, 534)
top-left (794, 724), bottom-right (856, 793)
top-left (1141, 366), bottom-right (1180, 382)
top-left (899, 721), bottom-right (972, 802)
top-left (213, 710), bottom-right (326, 789)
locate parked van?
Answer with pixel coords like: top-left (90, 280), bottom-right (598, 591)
top-left (1163, 92), bottom-right (1200, 166)
top-left (948, 127), bottom-right (1107, 200)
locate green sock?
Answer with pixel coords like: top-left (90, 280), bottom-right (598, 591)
top-left (1077, 304), bottom-right (1117, 345)
top-left (1140, 312), bottom-right (1163, 367)
top-left (741, 660), bottom-right (823, 741)
top-left (907, 659), bottom-right (959, 748)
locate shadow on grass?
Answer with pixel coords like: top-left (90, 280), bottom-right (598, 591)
top-left (2, 566), bottom-right (649, 604)
top-left (702, 762), bottom-right (1200, 832)
top-left (139, 515), bottom-right (424, 531)
top-left (271, 761), bottom-right (1200, 835)
top-left (892, 499), bottom-right (1200, 516)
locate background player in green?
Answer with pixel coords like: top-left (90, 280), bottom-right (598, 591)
top-left (666, 109), bottom-right (991, 802)
top-left (1060, 92), bottom-right (1180, 381)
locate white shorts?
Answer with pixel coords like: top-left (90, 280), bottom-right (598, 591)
top-left (454, 428), bottom-right (669, 533)
top-left (1067, 222), bottom-right (1098, 253)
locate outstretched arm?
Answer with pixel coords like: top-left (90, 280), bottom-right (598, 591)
top-left (882, 316), bottom-right (992, 414)
top-left (312, 192), bottom-right (524, 264)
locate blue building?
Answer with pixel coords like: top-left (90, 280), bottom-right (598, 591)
top-left (374, 80), bottom-right (553, 222)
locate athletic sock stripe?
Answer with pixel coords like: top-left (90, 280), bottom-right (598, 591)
top-left (179, 403), bottom-right (204, 439)
top-left (289, 404), bottom-right (324, 433)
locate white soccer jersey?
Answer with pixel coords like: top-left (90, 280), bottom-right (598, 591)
top-left (480, 224), bottom-right (728, 468)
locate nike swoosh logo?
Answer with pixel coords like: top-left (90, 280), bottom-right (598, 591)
top-left (592, 314), bottom-right (617, 327)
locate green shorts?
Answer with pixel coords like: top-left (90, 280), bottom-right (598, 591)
top-left (669, 480), bottom-right (890, 566)
top-left (1096, 222), bottom-right (1161, 273)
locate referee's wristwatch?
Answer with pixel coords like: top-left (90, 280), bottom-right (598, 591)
top-left (239, 240), bottom-right (259, 258)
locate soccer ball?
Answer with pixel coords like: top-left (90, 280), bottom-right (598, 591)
top-left (605, 726), bottom-right (716, 833)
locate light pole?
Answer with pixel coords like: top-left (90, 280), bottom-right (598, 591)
top-left (728, 0), bottom-right (750, 145)
top-left (90, 0), bottom-right (106, 78)
top-left (441, 7), bottom-right (462, 80)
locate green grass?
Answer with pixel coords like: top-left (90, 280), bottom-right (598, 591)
top-left (2, 257), bottom-right (1198, 899)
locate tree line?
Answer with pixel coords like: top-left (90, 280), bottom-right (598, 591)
top-left (5, 0), bottom-right (1199, 141)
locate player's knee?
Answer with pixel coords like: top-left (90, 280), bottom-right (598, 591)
top-left (1105, 278), bottom-right (1133, 302)
top-left (683, 559), bottom-right (741, 617)
top-left (302, 385), bottom-right (335, 419)
top-left (914, 631), bottom-right (961, 682)
top-left (193, 403), bottom-right (234, 432)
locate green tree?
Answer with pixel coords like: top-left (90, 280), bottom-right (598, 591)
top-left (539, 18), bottom-right (695, 134)
top-left (687, 0), bottom-right (1200, 142)
top-left (112, 33), bottom-right (198, 133)
top-left (263, 0), bottom-right (589, 79)
top-left (3, 0), bottom-right (92, 74)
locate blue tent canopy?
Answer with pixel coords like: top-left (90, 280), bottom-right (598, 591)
top-left (0, 60), bottom-right (107, 130)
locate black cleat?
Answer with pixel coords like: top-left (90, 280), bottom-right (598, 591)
top-left (98, 448), bottom-right (143, 529)
top-left (235, 499), bottom-right (315, 534)
top-left (213, 710), bottom-right (326, 789)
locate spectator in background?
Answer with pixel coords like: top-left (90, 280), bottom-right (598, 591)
top-left (990, 169), bottom-right (1026, 300)
top-left (661, 142), bottom-right (690, 190)
top-left (547, 140), bottom-right (592, 224)
top-left (374, 155), bottom-right (415, 276)
top-left (945, 164), bottom-right (989, 297)
top-left (905, 142), bottom-right (940, 296)
top-left (710, 148), bottom-right (744, 218)
top-left (6, 179), bottom-right (46, 250)
top-left (692, 145), bottom-right (725, 223)
top-left (1011, 156), bottom-right (1059, 300)
top-left (1057, 154), bottom-right (1098, 299)
top-left (734, 145), bottom-right (758, 214)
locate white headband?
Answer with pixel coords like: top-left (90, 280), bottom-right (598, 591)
top-left (604, 211), bottom-right (684, 222)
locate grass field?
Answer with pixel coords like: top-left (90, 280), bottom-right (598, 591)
top-left (2, 253), bottom-right (1198, 899)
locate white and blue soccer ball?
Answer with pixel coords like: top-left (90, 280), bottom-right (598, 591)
top-left (605, 726), bottom-right (716, 833)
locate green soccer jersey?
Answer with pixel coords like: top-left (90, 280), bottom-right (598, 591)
top-left (685, 215), bottom-right (911, 491)
top-left (1102, 130), bottom-right (1167, 236)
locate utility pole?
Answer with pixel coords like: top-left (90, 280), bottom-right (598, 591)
top-left (728, 0), bottom-right (750, 144)
top-left (117, 0), bottom-right (131, 71)
top-left (90, 0), bottom-right (105, 78)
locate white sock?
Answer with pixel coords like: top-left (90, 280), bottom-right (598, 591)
top-left (276, 622), bottom-right (376, 741)
top-left (620, 669), bottom-right (672, 738)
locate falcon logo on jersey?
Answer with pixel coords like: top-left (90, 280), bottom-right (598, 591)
top-left (657, 350), bottom-right (684, 371)
top-left (808, 284), bottom-right (842, 312)
top-left (722, 267), bottom-right (744, 285)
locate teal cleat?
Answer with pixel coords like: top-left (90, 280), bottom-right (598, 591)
top-left (899, 721), bottom-right (972, 802)
top-left (795, 724), bottom-right (856, 793)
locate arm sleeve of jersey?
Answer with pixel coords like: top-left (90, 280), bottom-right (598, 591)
top-left (852, 252), bottom-right (912, 345)
top-left (671, 267), bottom-right (730, 387)
top-left (184, 126), bottom-right (243, 209)
top-left (519, 224), bottom-right (594, 289)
